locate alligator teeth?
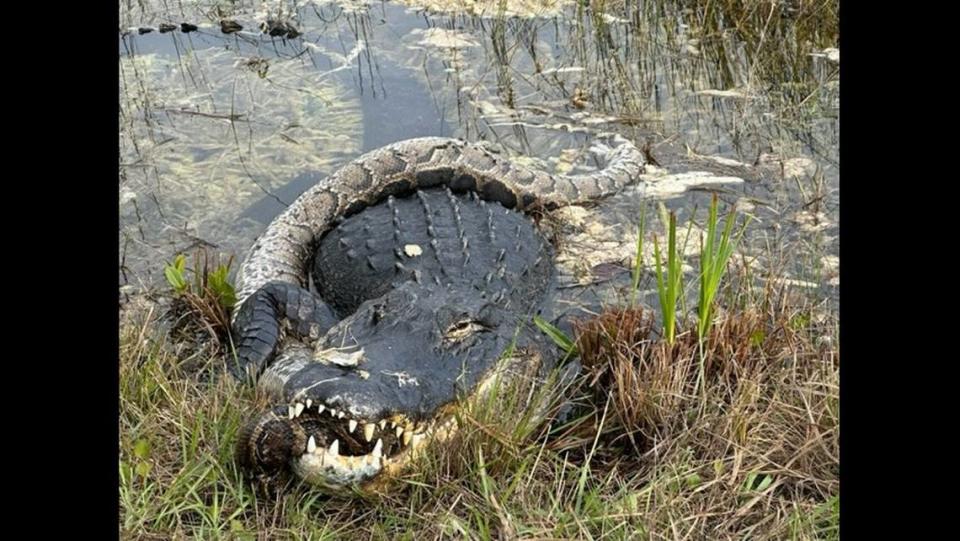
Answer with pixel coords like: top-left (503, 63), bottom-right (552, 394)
top-left (317, 405), bottom-right (325, 414)
top-left (294, 402), bottom-right (305, 417)
top-left (328, 439), bottom-right (339, 456)
top-left (412, 433), bottom-right (425, 447)
top-left (307, 435), bottom-right (316, 453)
top-left (378, 419), bottom-right (387, 430)
top-left (348, 419), bottom-right (358, 433)
top-left (337, 411), bottom-right (346, 419)
top-left (364, 423), bottom-right (376, 442)
top-left (306, 399), bottom-right (313, 408)
top-left (395, 426), bottom-right (404, 438)
top-left (373, 438), bottom-right (383, 458)
top-left (390, 421), bottom-right (397, 429)
top-left (288, 405), bottom-right (297, 420)
top-left (402, 431), bottom-right (412, 446)
top-left (329, 408), bottom-right (338, 417)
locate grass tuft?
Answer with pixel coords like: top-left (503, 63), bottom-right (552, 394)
top-left (653, 210), bottom-right (683, 345)
top-left (696, 194), bottom-right (752, 393)
top-left (697, 194), bottom-right (751, 343)
top-left (162, 248), bottom-right (237, 362)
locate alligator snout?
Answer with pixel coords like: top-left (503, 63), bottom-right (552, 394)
top-left (237, 284), bottom-right (515, 490)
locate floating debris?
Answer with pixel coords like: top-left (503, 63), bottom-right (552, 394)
top-left (411, 28), bottom-right (478, 49)
top-left (548, 149), bottom-right (581, 175)
top-left (260, 19), bottom-right (301, 39)
top-left (261, 20), bottom-right (283, 36)
top-left (640, 169), bottom-right (745, 199)
top-left (120, 188), bottom-right (137, 206)
top-left (695, 89), bottom-right (749, 99)
top-left (704, 155), bottom-right (752, 168)
top-left (792, 210), bottom-right (832, 233)
top-left (220, 20), bottom-right (243, 34)
top-left (472, 100), bottom-right (503, 117)
top-left (811, 47), bottom-right (840, 64)
top-left (539, 66), bottom-right (585, 76)
top-left (734, 198), bottom-right (756, 213)
top-left (180, 23), bottom-right (198, 33)
top-left (393, 0), bottom-right (573, 18)
top-left (820, 255), bottom-right (839, 286)
top-left (601, 13), bottom-right (629, 24)
top-left (570, 87), bottom-right (590, 109)
top-left (158, 23), bottom-right (177, 33)
top-left (821, 255), bottom-right (839, 274)
top-left (783, 157), bottom-right (817, 179)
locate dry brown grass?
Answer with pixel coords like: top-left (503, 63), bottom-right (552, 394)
top-left (549, 285), bottom-right (839, 538)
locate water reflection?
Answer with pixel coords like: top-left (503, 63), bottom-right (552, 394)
top-left (119, 0), bottom-right (838, 296)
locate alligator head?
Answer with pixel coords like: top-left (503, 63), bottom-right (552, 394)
top-left (234, 281), bottom-right (545, 492)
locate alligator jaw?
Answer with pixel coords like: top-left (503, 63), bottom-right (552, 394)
top-left (238, 350), bottom-right (539, 493)
top-left (291, 411), bottom-right (458, 490)
top-left (238, 398), bottom-right (460, 492)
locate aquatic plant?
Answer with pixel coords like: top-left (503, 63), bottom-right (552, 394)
top-left (653, 210), bottom-right (683, 345)
top-left (163, 248), bottom-right (237, 346)
top-left (695, 195), bottom-right (751, 392)
top-left (629, 204), bottom-right (647, 306)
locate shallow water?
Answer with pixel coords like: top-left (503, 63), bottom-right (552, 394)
top-left (119, 0), bottom-right (838, 309)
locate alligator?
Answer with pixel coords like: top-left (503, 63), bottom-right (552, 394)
top-left (230, 136), bottom-right (645, 492)
top-left (121, 18), bottom-right (302, 39)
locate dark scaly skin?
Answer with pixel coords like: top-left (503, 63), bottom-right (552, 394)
top-left (231, 135), bottom-right (645, 492)
top-left (314, 189), bottom-right (551, 318)
top-left (283, 188), bottom-right (555, 415)
top-left (230, 283), bottom-right (339, 381)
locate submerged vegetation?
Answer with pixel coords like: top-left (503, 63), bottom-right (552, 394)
top-left (119, 0), bottom-right (838, 538)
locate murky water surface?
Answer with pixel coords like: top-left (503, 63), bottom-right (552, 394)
top-left (119, 0), bottom-right (838, 309)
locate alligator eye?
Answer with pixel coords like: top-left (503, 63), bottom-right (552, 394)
top-left (443, 320), bottom-right (489, 343)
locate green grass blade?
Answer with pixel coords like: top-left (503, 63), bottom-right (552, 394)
top-left (696, 197), bottom-right (752, 344)
top-left (653, 235), bottom-right (670, 344)
top-left (630, 205), bottom-right (647, 305)
top-left (533, 315), bottom-right (577, 356)
top-left (652, 211), bottom-right (681, 345)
